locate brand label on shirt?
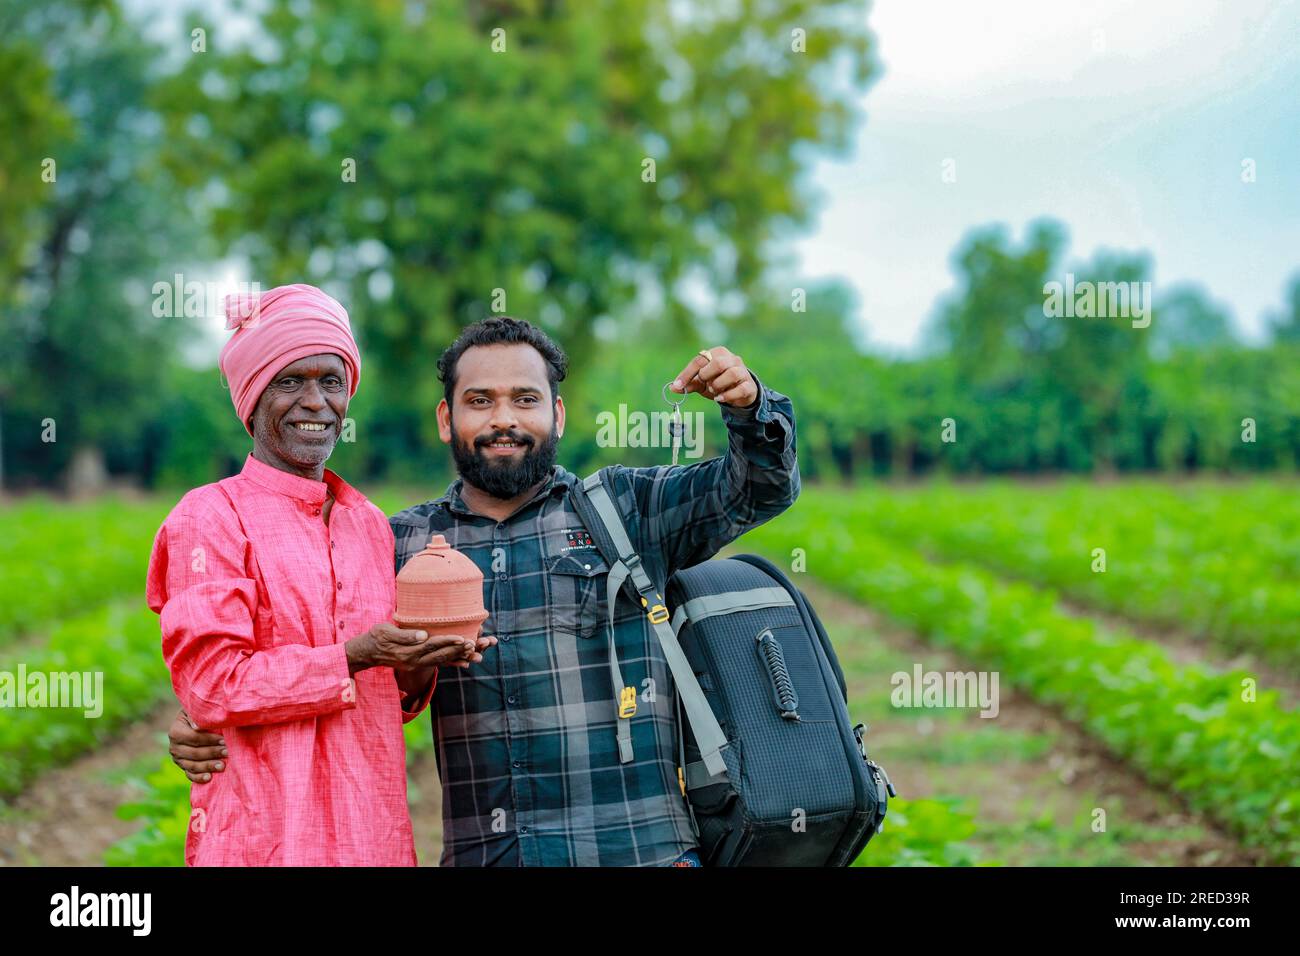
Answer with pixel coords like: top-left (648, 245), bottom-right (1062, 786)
top-left (561, 528), bottom-right (596, 553)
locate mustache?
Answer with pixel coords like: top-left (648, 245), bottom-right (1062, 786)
top-left (475, 431), bottom-right (534, 449)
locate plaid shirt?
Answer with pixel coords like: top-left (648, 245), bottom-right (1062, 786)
top-left (391, 376), bottom-right (799, 866)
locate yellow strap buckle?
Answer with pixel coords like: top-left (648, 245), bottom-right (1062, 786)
top-left (619, 685), bottom-right (638, 719)
top-left (641, 594), bottom-right (670, 625)
top-left (678, 766), bottom-right (686, 796)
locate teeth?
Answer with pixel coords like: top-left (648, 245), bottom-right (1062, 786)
top-left (295, 423), bottom-right (328, 431)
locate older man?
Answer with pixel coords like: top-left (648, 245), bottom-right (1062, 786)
top-left (146, 284), bottom-right (494, 866)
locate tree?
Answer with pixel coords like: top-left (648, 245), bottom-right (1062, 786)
top-left (152, 0), bottom-right (877, 463)
top-left (1267, 272), bottom-right (1300, 344)
top-left (928, 220), bottom-right (1155, 472)
top-left (1150, 283), bottom-right (1235, 357)
top-left (732, 279), bottom-right (875, 479)
top-left (0, 0), bottom-right (79, 489)
top-left (0, 1), bottom-right (205, 491)
top-left (931, 219), bottom-right (1069, 379)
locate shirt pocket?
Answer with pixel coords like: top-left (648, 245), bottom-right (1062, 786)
top-left (546, 552), bottom-right (611, 638)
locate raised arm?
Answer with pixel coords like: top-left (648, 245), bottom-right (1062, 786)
top-left (630, 348), bottom-right (800, 575)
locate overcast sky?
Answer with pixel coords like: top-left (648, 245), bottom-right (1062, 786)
top-left (792, 0), bottom-right (1300, 354)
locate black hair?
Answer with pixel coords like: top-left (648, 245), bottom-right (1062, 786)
top-left (436, 316), bottom-right (568, 404)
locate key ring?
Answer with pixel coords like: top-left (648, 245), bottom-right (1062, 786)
top-left (662, 381), bottom-right (685, 409)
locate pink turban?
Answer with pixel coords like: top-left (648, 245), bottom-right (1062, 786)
top-left (218, 284), bottom-right (362, 436)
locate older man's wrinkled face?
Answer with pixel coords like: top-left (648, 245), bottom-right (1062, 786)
top-left (249, 353), bottom-right (349, 476)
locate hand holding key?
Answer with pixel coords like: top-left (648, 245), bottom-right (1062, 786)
top-left (669, 346), bottom-right (759, 408)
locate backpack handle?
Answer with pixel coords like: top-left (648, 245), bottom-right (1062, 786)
top-left (756, 628), bottom-right (800, 720)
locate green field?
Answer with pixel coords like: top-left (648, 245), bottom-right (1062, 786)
top-left (0, 480), bottom-right (1295, 866)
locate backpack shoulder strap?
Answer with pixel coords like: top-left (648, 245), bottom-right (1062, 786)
top-left (572, 467), bottom-right (729, 780)
top-left (569, 468), bottom-right (638, 762)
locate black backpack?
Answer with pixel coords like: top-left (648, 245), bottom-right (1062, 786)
top-left (570, 466), bottom-right (894, 866)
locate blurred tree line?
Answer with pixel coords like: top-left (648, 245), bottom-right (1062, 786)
top-left (1, 0), bottom-right (1296, 492)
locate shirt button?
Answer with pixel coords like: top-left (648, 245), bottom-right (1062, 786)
top-left (311, 507), bottom-right (320, 516)
top-left (507, 695), bottom-right (516, 705)
top-left (519, 825), bottom-right (529, 834)
top-left (512, 760), bottom-right (522, 769)
top-left (501, 634), bottom-right (511, 643)
top-left (584, 563), bottom-right (591, 570)
top-left (336, 581), bottom-right (343, 590)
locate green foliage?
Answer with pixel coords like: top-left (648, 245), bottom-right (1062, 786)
top-left (103, 757), bottom-right (191, 867)
top-left (102, 708), bottom-right (436, 868)
top-left (910, 727), bottom-right (1057, 766)
top-left (855, 796), bottom-right (987, 867)
top-left (0, 599), bottom-right (171, 795)
top-left (0, 0), bottom-right (208, 487)
top-left (0, 1), bottom-right (75, 311)
top-left (928, 218), bottom-right (1158, 475)
top-left (0, 481), bottom-right (1282, 865)
top-left (825, 479), bottom-right (1300, 668)
top-left (1151, 283), bottom-right (1235, 358)
top-left (583, 258), bottom-right (1299, 484)
top-left (6, 1), bottom-right (1296, 490)
top-left (746, 495), bottom-right (1300, 864)
top-left (404, 711), bottom-right (434, 754)
top-left (1267, 272), bottom-right (1300, 344)
top-left (0, 497), bottom-right (168, 644)
top-left (145, 365), bottom-right (251, 491)
top-left (148, 0), bottom-right (876, 458)
top-left (104, 723), bottom-right (436, 867)
top-left (3, 3), bottom-right (1298, 492)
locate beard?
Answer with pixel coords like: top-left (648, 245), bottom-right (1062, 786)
top-left (451, 418), bottom-right (560, 500)
top-left (252, 410), bottom-right (338, 473)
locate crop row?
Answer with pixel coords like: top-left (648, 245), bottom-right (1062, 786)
top-left (745, 505), bottom-right (1300, 865)
top-left (0, 600), bottom-right (172, 795)
top-left (0, 498), bottom-right (169, 645)
top-left (809, 481), bottom-right (1300, 670)
top-left (0, 596), bottom-right (431, 801)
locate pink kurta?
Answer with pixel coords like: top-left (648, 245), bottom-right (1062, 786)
top-left (146, 454), bottom-right (433, 866)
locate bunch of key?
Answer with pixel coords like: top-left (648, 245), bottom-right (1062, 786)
top-left (662, 381), bottom-right (685, 465)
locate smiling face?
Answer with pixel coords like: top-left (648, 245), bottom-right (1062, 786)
top-left (248, 352), bottom-right (349, 479)
top-left (437, 342), bottom-right (565, 499)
